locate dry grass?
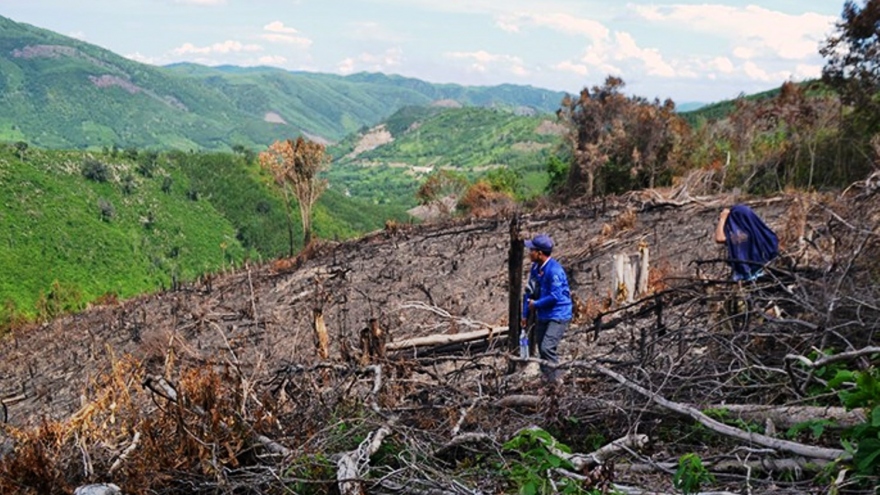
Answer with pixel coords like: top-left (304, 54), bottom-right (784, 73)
top-left (0, 355), bottom-right (280, 495)
top-left (613, 208), bottom-right (637, 232)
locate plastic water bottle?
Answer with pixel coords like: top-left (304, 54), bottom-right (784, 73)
top-left (519, 329), bottom-right (529, 359)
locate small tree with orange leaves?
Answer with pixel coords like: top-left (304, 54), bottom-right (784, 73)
top-left (259, 137), bottom-right (329, 254)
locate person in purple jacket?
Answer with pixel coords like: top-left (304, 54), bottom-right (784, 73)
top-left (521, 234), bottom-right (572, 383)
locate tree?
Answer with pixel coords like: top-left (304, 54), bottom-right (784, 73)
top-left (557, 76), bottom-right (629, 198)
top-left (557, 76), bottom-right (688, 197)
top-left (259, 137), bottom-right (329, 254)
top-left (623, 97), bottom-right (687, 190)
top-left (13, 141), bottom-right (28, 160)
top-left (821, 0), bottom-right (880, 111)
top-left (415, 169), bottom-right (468, 217)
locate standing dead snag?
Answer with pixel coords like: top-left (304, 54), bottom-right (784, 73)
top-left (612, 245), bottom-right (650, 304)
top-left (314, 308), bottom-right (330, 360)
top-left (258, 137), bottom-right (329, 253)
top-left (359, 318), bottom-right (386, 364)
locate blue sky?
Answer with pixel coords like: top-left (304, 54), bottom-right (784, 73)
top-left (2, 0), bottom-right (842, 103)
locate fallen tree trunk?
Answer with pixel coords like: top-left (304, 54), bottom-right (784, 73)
top-left (619, 457), bottom-right (830, 475)
top-left (612, 485), bottom-right (737, 495)
top-left (588, 363), bottom-right (849, 461)
top-left (387, 327), bottom-right (507, 351)
top-left (492, 393), bottom-right (864, 428)
top-left (718, 404), bottom-right (865, 429)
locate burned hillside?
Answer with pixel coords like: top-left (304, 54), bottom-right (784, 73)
top-left (1, 183), bottom-right (879, 495)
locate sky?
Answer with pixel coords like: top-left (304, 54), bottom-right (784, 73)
top-left (1, 0), bottom-right (844, 104)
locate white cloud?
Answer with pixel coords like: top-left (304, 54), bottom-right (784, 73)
top-left (171, 40), bottom-right (263, 56)
top-left (264, 21), bottom-right (298, 34)
top-left (261, 33), bottom-right (313, 46)
top-left (125, 52), bottom-right (159, 65)
top-left (69, 31), bottom-right (86, 40)
top-left (743, 61), bottom-right (772, 82)
top-left (495, 11), bottom-right (609, 40)
top-left (613, 31), bottom-right (675, 77)
top-left (337, 48), bottom-right (404, 74)
top-left (445, 50), bottom-right (529, 77)
top-left (256, 55), bottom-right (288, 66)
top-left (709, 56), bottom-right (735, 74)
top-left (548, 27), bottom-right (678, 81)
top-left (261, 22), bottom-right (312, 47)
top-left (553, 60), bottom-right (589, 76)
top-left (630, 4), bottom-right (836, 61)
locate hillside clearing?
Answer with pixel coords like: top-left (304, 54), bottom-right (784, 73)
top-left (2, 181), bottom-right (878, 494)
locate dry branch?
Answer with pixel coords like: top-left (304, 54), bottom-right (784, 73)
top-left (515, 426), bottom-right (648, 471)
top-left (786, 346), bottom-right (880, 369)
top-left (588, 362), bottom-right (849, 461)
top-left (335, 424), bottom-right (394, 495)
top-left (107, 430), bottom-right (140, 475)
top-left (493, 394), bottom-right (540, 408)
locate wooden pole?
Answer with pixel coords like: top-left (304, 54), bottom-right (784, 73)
top-left (508, 215), bottom-right (523, 356)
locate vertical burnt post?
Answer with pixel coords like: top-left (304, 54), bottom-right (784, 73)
top-left (508, 214), bottom-right (523, 356)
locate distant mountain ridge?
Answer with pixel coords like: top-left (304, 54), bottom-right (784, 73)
top-left (0, 15), bottom-right (568, 150)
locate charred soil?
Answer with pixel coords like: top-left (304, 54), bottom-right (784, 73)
top-left (2, 185), bottom-right (879, 494)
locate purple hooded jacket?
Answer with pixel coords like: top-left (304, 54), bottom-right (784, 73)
top-left (723, 204), bottom-right (779, 281)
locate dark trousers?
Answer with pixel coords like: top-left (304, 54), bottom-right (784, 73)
top-left (534, 319), bottom-right (569, 382)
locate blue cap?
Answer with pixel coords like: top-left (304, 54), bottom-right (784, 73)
top-left (525, 234), bottom-right (554, 252)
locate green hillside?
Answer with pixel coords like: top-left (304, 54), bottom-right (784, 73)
top-left (327, 106), bottom-right (567, 206)
top-left (0, 144), bottom-right (407, 323)
top-left (0, 14), bottom-right (567, 149)
top-left (0, 17), bottom-right (292, 150)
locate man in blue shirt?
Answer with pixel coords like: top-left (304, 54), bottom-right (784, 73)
top-left (521, 234), bottom-right (573, 383)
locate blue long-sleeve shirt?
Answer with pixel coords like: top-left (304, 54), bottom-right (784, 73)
top-left (523, 257), bottom-right (572, 322)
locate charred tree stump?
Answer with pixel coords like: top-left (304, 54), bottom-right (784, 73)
top-left (313, 308), bottom-right (330, 360)
top-left (359, 318), bottom-right (386, 364)
top-left (508, 215), bottom-right (523, 373)
top-left (612, 246), bottom-right (650, 305)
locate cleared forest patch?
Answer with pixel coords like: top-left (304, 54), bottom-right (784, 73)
top-left (2, 182), bottom-right (879, 494)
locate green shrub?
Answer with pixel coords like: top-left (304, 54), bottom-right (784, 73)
top-left (82, 159), bottom-right (109, 182)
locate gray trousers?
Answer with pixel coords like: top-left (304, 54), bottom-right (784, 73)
top-left (534, 319), bottom-right (569, 382)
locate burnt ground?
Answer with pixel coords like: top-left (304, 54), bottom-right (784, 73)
top-left (1, 186), bottom-right (877, 494)
top-left (1, 194), bottom-right (759, 425)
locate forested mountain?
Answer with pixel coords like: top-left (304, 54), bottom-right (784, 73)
top-left (0, 15), bottom-right (567, 149)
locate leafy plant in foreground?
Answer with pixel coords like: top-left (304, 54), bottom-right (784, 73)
top-left (673, 453), bottom-right (714, 494)
top-left (500, 428), bottom-right (594, 495)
